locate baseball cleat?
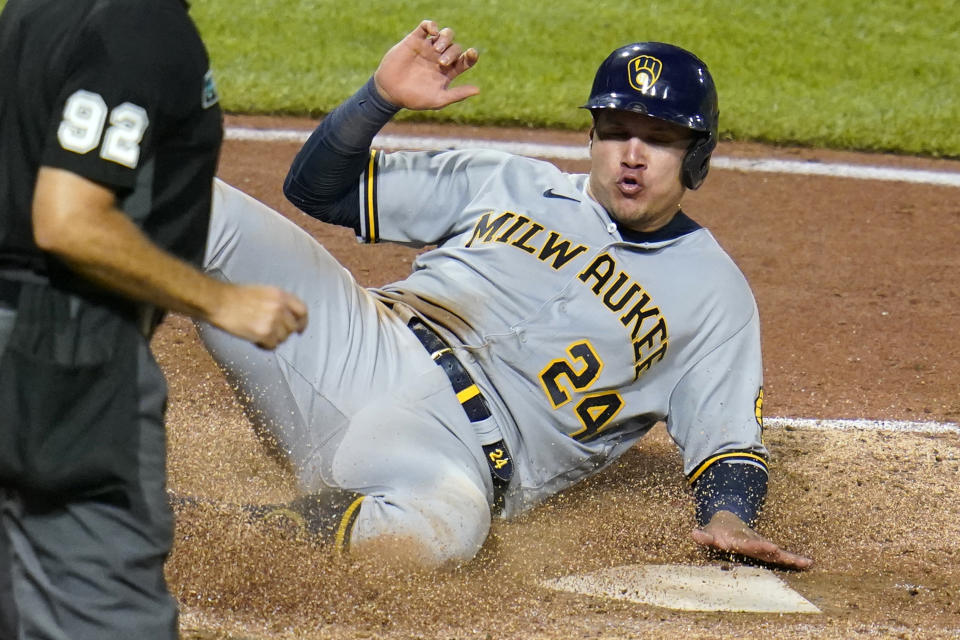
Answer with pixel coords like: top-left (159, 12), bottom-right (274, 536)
top-left (168, 488), bottom-right (364, 552)
top-left (243, 489), bottom-right (365, 552)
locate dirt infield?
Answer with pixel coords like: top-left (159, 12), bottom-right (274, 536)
top-left (159, 116), bottom-right (960, 639)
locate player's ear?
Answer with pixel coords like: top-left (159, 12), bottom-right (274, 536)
top-left (588, 127), bottom-right (595, 149)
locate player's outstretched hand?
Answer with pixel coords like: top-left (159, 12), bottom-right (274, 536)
top-left (211, 284), bottom-right (308, 350)
top-left (374, 19), bottom-right (479, 111)
top-left (691, 510), bottom-right (814, 570)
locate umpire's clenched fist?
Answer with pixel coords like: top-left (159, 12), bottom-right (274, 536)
top-left (211, 283), bottom-right (308, 349)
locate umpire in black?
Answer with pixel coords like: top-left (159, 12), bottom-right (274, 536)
top-left (0, 1), bottom-right (308, 638)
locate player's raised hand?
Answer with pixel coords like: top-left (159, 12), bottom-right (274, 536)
top-left (210, 284), bottom-right (308, 350)
top-left (373, 19), bottom-right (479, 111)
top-left (691, 510), bottom-right (814, 570)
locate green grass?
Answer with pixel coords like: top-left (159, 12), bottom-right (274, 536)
top-left (3, 0), bottom-right (957, 156)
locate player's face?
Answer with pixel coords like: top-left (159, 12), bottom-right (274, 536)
top-left (586, 111), bottom-right (692, 232)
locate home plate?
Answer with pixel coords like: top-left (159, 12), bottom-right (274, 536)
top-left (542, 564), bottom-right (821, 613)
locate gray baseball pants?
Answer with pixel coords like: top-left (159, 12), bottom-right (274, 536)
top-left (198, 181), bottom-right (495, 567)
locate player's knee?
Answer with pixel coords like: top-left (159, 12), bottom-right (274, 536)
top-left (419, 483), bottom-right (491, 566)
top-left (349, 481), bottom-right (490, 569)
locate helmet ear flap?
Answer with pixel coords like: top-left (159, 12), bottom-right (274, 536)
top-left (681, 132), bottom-right (716, 190)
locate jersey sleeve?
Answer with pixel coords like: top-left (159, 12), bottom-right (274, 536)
top-left (666, 299), bottom-right (767, 478)
top-left (282, 76), bottom-right (537, 247)
top-left (283, 77), bottom-right (399, 230)
top-left (41, 2), bottom-right (209, 191)
top-left (359, 148), bottom-right (517, 246)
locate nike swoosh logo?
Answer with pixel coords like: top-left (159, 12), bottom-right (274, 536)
top-left (542, 188), bottom-right (580, 201)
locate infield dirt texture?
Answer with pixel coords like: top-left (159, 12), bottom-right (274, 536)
top-left (160, 116), bottom-right (960, 639)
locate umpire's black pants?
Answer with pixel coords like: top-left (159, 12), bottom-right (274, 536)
top-left (0, 285), bottom-right (177, 640)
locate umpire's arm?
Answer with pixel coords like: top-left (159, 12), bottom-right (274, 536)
top-left (32, 167), bottom-right (307, 349)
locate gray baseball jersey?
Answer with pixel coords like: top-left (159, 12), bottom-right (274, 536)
top-left (362, 148), bottom-right (766, 505)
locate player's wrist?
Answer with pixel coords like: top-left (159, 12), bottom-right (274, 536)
top-left (692, 459), bottom-right (768, 527)
top-left (364, 75), bottom-right (402, 114)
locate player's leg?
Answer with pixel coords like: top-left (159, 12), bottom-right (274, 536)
top-left (253, 365), bottom-right (494, 568)
top-left (202, 309), bottom-right (495, 566)
top-left (208, 336), bottom-right (496, 566)
top-left (199, 180), bottom-right (424, 484)
top-left (324, 361), bottom-right (494, 567)
top-left (199, 181), bottom-right (494, 566)
top-left (200, 180), bottom-right (352, 468)
top-left (198, 360), bottom-right (494, 567)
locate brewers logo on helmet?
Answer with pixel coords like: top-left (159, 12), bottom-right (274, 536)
top-left (628, 55), bottom-right (662, 94)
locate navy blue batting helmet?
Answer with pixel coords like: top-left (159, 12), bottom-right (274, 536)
top-left (582, 42), bottom-right (719, 190)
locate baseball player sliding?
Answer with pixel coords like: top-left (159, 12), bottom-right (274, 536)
top-left (197, 20), bottom-right (813, 570)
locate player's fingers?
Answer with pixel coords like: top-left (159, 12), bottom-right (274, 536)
top-left (725, 533), bottom-right (778, 557)
top-left (247, 290), bottom-right (303, 349)
top-left (454, 47), bottom-right (479, 74)
top-left (697, 525), bottom-right (762, 555)
top-left (273, 304), bottom-right (299, 338)
top-left (415, 19), bottom-right (439, 40)
top-left (431, 26), bottom-right (455, 53)
top-left (690, 528), bottom-right (715, 547)
top-left (694, 525), bottom-right (813, 570)
top-left (774, 549), bottom-right (814, 570)
top-left (437, 42), bottom-right (464, 68)
top-left (734, 538), bottom-right (814, 570)
top-left (438, 84), bottom-right (480, 106)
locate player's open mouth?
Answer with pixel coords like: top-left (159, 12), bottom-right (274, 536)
top-left (617, 176), bottom-right (643, 196)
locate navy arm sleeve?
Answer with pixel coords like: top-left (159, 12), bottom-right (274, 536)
top-left (283, 77), bottom-right (400, 231)
top-left (691, 457), bottom-right (768, 527)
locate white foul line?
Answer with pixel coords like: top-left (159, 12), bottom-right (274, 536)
top-left (710, 157), bottom-right (960, 187)
top-left (226, 126), bottom-right (960, 188)
top-left (766, 417), bottom-right (959, 435)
